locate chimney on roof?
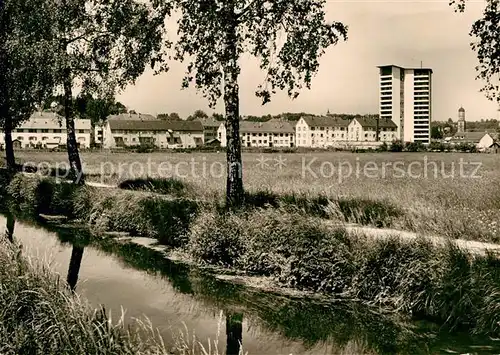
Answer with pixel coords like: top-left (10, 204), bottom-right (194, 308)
top-left (129, 112), bottom-right (132, 118)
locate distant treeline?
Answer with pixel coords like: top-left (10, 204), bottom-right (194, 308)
top-left (155, 110), bottom-right (379, 122)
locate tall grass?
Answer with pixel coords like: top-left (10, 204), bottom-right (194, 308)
top-left (187, 209), bottom-right (500, 337)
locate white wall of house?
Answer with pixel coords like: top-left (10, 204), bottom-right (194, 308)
top-left (348, 119), bottom-right (363, 142)
top-left (218, 123), bottom-right (294, 148)
top-left (478, 134), bottom-right (494, 150)
top-left (295, 118), bottom-right (311, 147)
top-left (295, 118), bottom-right (348, 148)
top-left (217, 124), bottom-right (227, 147)
top-left (241, 132), bottom-right (294, 148)
top-left (0, 118), bottom-right (91, 149)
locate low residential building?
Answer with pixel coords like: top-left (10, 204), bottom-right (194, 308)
top-left (295, 116), bottom-right (350, 148)
top-left (103, 119), bottom-right (204, 149)
top-left (348, 117), bottom-right (398, 143)
top-left (218, 119), bottom-right (295, 148)
top-left (0, 112), bottom-right (91, 149)
top-left (94, 113), bottom-right (157, 146)
top-left (449, 131), bottom-right (494, 151)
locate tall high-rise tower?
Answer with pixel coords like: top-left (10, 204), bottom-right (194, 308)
top-left (378, 65), bottom-right (433, 143)
top-left (458, 106), bottom-right (466, 133)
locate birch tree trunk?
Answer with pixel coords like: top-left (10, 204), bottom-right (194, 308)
top-left (224, 6), bottom-right (244, 208)
top-left (63, 67), bottom-right (85, 185)
top-left (4, 119), bottom-right (15, 170)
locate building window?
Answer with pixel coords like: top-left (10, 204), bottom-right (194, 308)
top-left (29, 129), bottom-right (36, 133)
top-left (258, 140), bottom-right (262, 143)
top-left (79, 129), bottom-right (85, 134)
top-left (16, 129), bottom-right (24, 133)
top-left (41, 129), bottom-right (49, 133)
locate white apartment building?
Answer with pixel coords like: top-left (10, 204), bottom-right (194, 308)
top-left (295, 116), bottom-right (349, 148)
top-left (0, 112), bottom-right (91, 149)
top-left (378, 65), bottom-right (432, 143)
top-left (103, 119), bottom-right (204, 149)
top-left (218, 119), bottom-right (295, 148)
top-left (348, 117), bottom-right (397, 142)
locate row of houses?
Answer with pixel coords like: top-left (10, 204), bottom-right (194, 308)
top-left (0, 112), bottom-right (92, 149)
top-left (218, 116), bottom-right (397, 148)
top-left (0, 112), bottom-right (403, 150)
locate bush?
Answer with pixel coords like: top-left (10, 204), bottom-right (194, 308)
top-left (88, 190), bottom-right (199, 247)
top-left (405, 141), bottom-right (427, 152)
top-left (389, 140), bottom-right (404, 152)
top-left (188, 211), bottom-right (245, 267)
top-left (188, 210), bottom-right (355, 292)
top-left (7, 174), bottom-right (81, 217)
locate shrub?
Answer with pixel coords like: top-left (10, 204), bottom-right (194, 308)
top-left (88, 190), bottom-right (199, 247)
top-left (405, 141), bottom-right (427, 152)
top-left (188, 209), bottom-right (355, 293)
top-left (118, 177), bottom-right (192, 197)
top-left (389, 140), bottom-right (404, 152)
top-left (188, 211), bottom-right (245, 267)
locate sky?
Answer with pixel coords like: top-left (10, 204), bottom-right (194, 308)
top-left (118, 0), bottom-right (500, 122)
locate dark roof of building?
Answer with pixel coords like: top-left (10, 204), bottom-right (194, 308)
top-left (196, 118), bottom-right (222, 128)
top-left (108, 113), bottom-right (157, 121)
top-left (301, 116), bottom-right (350, 128)
top-left (240, 120), bottom-right (295, 133)
top-left (354, 117), bottom-right (398, 129)
top-left (377, 64), bottom-right (433, 73)
top-left (108, 119), bottom-right (203, 132)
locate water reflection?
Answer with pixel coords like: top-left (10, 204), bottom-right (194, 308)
top-left (4, 213), bottom-right (500, 355)
top-left (67, 245), bottom-right (84, 291)
top-left (5, 211), bottom-right (15, 243)
top-left (226, 312), bottom-right (243, 355)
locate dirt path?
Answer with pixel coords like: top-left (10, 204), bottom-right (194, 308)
top-left (328, 222), bottom-right (500, 256)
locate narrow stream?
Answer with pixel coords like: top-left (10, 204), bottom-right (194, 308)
top-left (1, 213), bottom-right (499, 355)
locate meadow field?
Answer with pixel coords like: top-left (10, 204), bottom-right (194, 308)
top-left (13, 150), bottom-right (500, 242)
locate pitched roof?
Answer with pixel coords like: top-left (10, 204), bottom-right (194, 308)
top-left (196, 118), bottom-right (222, 128)
top-left (354, 117), bottom-right (398, 129)
top-left (301, 116), bottom-right (350, 128)
top-left (18, 112), bottom-right (90, 130)
top-left (108, 113), bottom-right (156, 121)
top-left (108, 119), bottom-right (203, 132)
top-left (240, 120), bottom-right (295, 134)
top-left (451, 131), bottom-right (492, 143)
